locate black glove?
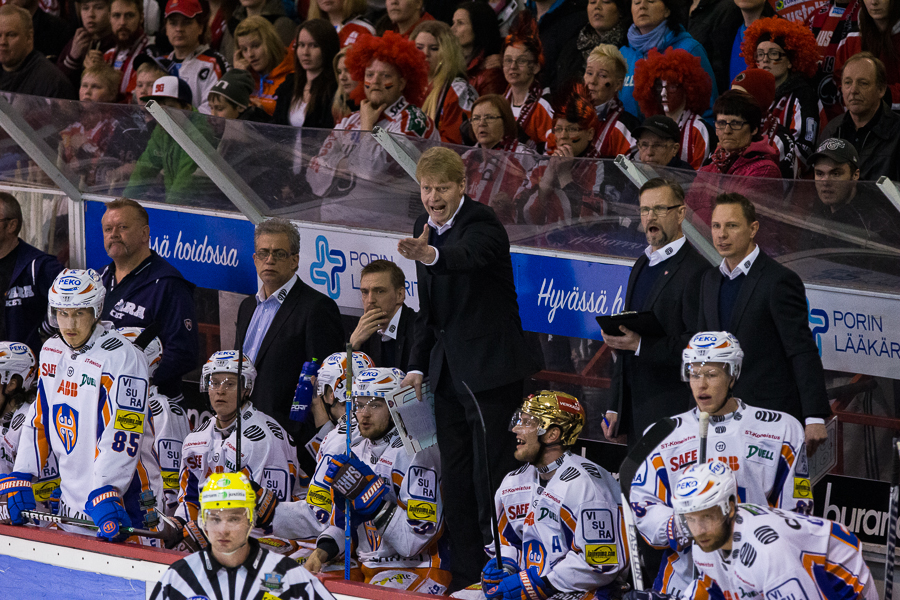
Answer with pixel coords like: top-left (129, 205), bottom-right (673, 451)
top-left (251, 481), bottom-right (278, 530)
top-left (623, 590), bottom-right (672, 600)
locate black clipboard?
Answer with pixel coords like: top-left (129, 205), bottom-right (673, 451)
top-left (596, 311), bottom-right (666, 338)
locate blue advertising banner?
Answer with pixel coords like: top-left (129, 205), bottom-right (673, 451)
top-left (84, 201), bottom-right (257, 295)
top-left (513, 252), bottom-right (631, 341)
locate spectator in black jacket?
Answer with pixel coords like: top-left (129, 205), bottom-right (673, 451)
top-left (11, 0), bottom-right (74, 60)
top-left (552, 0), bottom-right (631, 90)
top-left (529, 0), bottom-right (588, 82)
top-left (0, 4), bottom-right (76, 98)
top-left (688, 0), bottom-right (742, 94)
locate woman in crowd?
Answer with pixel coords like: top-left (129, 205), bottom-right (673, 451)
top-left (220, 0), bottom-right (294, 61)
top-left (554, 0), bottom-right (632, 90)
top-left (412, 21), bottom-right (478, 145)
top-left (233, 16), bottom-right (294, 117)
top-left (463, 95), bottom-right (532, 223)
top-left (741, 16), bottom-right (821, 168)
top-left (451, 2), bottom-right (505, 96)
top-left (375, 0), bottom-right (434, 38)
top-left (836, 0), bottom-right (900, 108)
top-left (620, 0), bottom-right (717, 119)
top-left (633, 47), bottom-right (713, 169)
top-left (584, 44), bottom-right (638, 158)
top-left (331, 47), bottom-right (359, 122)
top-left (206, 0), bottom-right (238, 52)
top-left (306, 0), bottom-right (374, 47)
top-left (274, 19), bottom-right (340, 127)
top-left (502, 12), bottom-right (554, 153)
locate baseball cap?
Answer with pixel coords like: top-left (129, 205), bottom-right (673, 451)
top-left (633, 115), bottom-right (680, 142)
top-left (132, 53), bottom-right (172, 74)
top-left (208, 69), bottom-right (254, 109)
top-left (141, 75), bottom-right (193, 106)
top-left (808, 138), bottom-right (859, 167)
top-left (731, 69), bottom-right (776, 113)
top-left (165, 0), bottom-right (203, 19)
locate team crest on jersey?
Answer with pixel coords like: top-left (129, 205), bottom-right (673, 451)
top-left (524, 540), bottom-right (546, 571)
top-left (54, 404), bottom-right (79, 454)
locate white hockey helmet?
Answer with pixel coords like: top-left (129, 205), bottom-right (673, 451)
top-left (316, 351), bottom-right (375, 400)
top-left (681, 332), bottom-right (744, 382)
top-left (200, 351), bottom-right (257, 395)
top-left (47, 269), bottom-right (106, 326)
top-left (672, 460), bottom-right (738, 522)
top-left (352, 367), bottom-right (406, 399)
top-left (117, 327), bottom-right (163, 379)
top-left (0, 342), bottom-right (37, 390)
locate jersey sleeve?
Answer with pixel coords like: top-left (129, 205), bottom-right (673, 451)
top-left (93, 343), bottom-right (152, 495)
top-left (176, 430), bottom-right (204, 522)
top-left (769, 418), bottom-right (812, 514)
top-left (272, 496), bottom-right (331, 541)
top-left (631, 452), bottom-right (676, 549)
top-left (1, 402), bottom-right (33, 473)
top-left (12, 379), bottom-right (54, 480)
top-left (382, 445), bottom-right (443, 557)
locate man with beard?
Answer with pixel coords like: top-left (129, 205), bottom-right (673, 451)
top-left (103, 0), bottom-right (155, 103)
top-left (601, 178), bottom-right (711, 446)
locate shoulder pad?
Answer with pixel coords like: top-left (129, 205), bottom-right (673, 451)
top-left (243, 425), bottom-right (266, 441)
top-left (558, 466), bottom-right (580, 482)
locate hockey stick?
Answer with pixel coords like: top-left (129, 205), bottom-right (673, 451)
top-left (698, 412), bottom-right (710, 466)
top-left (236, 349), bottom-right (243, 473)
top-left (344, 343), bottom-right (354, 581)
top-left (462, 381), bottom-right (503, 570)
top-left (884, 438), bottom-right (900, 600)
top-left (619, 417), bottom-right (677, 591)
top-left (18, 510), bottom-right (166, 539)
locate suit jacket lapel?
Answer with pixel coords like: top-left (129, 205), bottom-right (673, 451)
top-left (729, 251), bottom-right (766, 331)
top-left (256, 278), bottom-right (303, 366)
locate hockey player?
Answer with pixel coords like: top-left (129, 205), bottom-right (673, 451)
top-left (150, 472), bottom-right (337, 600)
top-left (630, 332), bottom-right (811, 597)
top-left (305, 367), bottom-right (451, 594)
top-left (672, 461), bottom-right (876, 600)
top-left (479, 391), bottom-right (627, 600)
top-left (118, 327), bottom-right (190, 516)
top-left (1, 269), bottom-right (163, 542)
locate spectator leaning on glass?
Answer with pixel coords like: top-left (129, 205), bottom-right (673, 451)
top-left (553, 0), bottom-right (632, 90)
top-left (451, 1), bottom-right (505, 96)
top-left (273, 19), bottom-right (340, 128)
top-left (0, 4), bottom-right (76, 98)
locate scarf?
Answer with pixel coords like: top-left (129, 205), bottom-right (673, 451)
top-left (577, 22), bottom-right (628, 60)
top-left (627, 21), bottom-right (670, 55)
top-left (709, 145), bottom-right (744, 173)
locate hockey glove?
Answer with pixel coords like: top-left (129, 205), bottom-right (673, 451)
top-left (85, 486), bottom-right (131, 542)
top-left (0, 472), bottom-right (36, 525)
top-left (323, 454), bottom-right (388, 520)
top-left (182, 519), bottom-right (210, 552)
top-left (482, 556), bottom-right (519, 592)
top-left (666, 514), bottom-right (690, 552)
top-left (251, 481), bottom-right (278, 531)
top-left (48, 486), bottom-right (62, 515)
top-left (489, 566), bottom-right (555, 600)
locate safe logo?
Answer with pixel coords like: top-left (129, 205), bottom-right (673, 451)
top-left (310, 235), bottom-right (346, 299)
top-left (54, 404), bottom-right (79, 454)
top-left (808, 299), bottom-right (828, 357)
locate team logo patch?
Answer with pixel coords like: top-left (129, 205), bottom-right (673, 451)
top-left (114, 409), bottom-right (145, 433)
top-left (54, 404), bottom-right (79, 454)
top-left (793, 478), bottom-right (812, 499)
top-left (523, 540), bottom-right (546, 571)
top-left (371, 570), bottom-right (416, 589)
top-left (306, 484), bottom-right (332, 510)
top-left (585, 544), bottom-right (618, 564)
top-left (184, 319), bottom-right (193, 331)
top-left (116, 375), bottom-right (148, 412)
top-left (407, 500), bottom-right (438, 522)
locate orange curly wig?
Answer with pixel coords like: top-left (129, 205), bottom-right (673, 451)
top-left (551, 82), bottom-right (599, 132)
top-left (503, 10), bottom-right (544, 67)
top-left (740, 17), bottom-right (819, 79)
top-left (633, 48), bottom-right (712, 117)
top-left (345, 31), bottom-right (429, 106)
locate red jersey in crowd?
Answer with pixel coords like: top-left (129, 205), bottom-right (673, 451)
top-left (505, 82), bottom-right (554, 153)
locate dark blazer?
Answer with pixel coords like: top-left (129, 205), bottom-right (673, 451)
top-left (697, 249), bottom-right (830, 422)
top-left (235, 277), bottom-right (345, 453)
top-left (355, 303), bottom-right (417, 372)
top-left (612, 240), bottom-right (712, 441)
top-left (408, 198), bottom-right (537, 394)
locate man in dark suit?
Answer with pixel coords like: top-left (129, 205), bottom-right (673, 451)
top-left (398, 147), bottom-right (538, 589)
top-left (698, 193), bottom-right (830, 453)
top-left (235, 218), bottom-right (344, 474)
top-left (348, 259), bottom-right (415, 371)
top-left (601, 178), bottom-right (712, 446)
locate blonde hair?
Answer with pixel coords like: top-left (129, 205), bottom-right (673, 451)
top-left (307, 0), bottom-right (367, 21)
top-left (136, 61), bottom-right (167, 79)
top-left (82, 63), bottom-right (122, 97)
top-left (416, 146), bottom-right (465, 184)
top-left (331, 47), bottom-right (354, 122)
top-left (586, 44), bottom-right (628, 81)
top-left (411, 20), bottom-right (468, 121)
top-left (235, 15), bottom-right (286, 74)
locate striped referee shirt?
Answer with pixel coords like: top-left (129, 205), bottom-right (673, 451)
top-left (150, 539), bottom-right (335, 600)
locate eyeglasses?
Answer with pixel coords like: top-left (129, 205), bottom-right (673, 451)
top-left (470, 115), bottom-right (502, 124)
top-left (714, 119), bottom-right (748, 131)
top-left (552, 126), bottom-right (584, 136)
top-left (208, 378), bottom-right (239, 390)
top-left (637, 141), bottom-right (673, 151)
top-left (502, 57), bottom-right (535, 68)
top-left (639, 204), bottom-right (683, 216)
top-left (755, 50), bottom-right (787, 63)
top-left (354, 398), bottom-right (386, 413)
top-left (255, 249), bottom-right (295, 261)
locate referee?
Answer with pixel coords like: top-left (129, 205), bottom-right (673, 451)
top-left (150, 473), bottom-right (335, 600)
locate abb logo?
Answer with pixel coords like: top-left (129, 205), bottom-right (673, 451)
top-left (506, 503), bottom-right (530, 521)
top-left (41, 363), bottom-right (56, 377)
top-left (57, 380), bottom-right (78, 396)
top-left (714, 455), bottom-right (740, 471)
top-left (155, 83), bottom-right (165, 93)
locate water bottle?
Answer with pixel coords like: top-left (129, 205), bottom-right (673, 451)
top-left (290, 359), bottom-right (320, 422)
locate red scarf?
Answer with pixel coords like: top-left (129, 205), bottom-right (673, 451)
top-left (709, 145), bottom-right (744, 173)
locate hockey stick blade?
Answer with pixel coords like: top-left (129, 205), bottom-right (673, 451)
top-left (18, 510), bottom-right (165, 539)
top-left (462, 381), bottom-right (503, 570)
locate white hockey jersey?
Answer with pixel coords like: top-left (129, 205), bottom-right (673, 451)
top-left (14, 324), bottom-right (163, 530)
top-left (149, 387), bottom-right (191, 516)
top-left (492, 452), bottom-right (627, 595)
top-left (631, 402), bottom-right (811, 597)
top-left (319, 428), bottom-right (447, 571)
top-left (685, 505), bottom-right (876, 600)
top-left (176, 401), bottom-right (303, 522)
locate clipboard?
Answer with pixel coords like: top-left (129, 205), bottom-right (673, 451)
top-left (596, 311), bottom-right (666, 338)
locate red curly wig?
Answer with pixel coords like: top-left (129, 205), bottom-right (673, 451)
top-left (740, 17), bottom-right (818, 79)
top-left (633, 48), bottom-right (711, 117)
top-left (503, 10), bottom-right (544, 67)
top-left (551, 82), bottom-right (599, 132)
top-left (345, 31), bottom-right (429, 106)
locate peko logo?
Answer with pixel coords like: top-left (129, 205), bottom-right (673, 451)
top-left (310, 235), bottom-right (346, 299)
top-left (808, 299), bottom-right (828, 357)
